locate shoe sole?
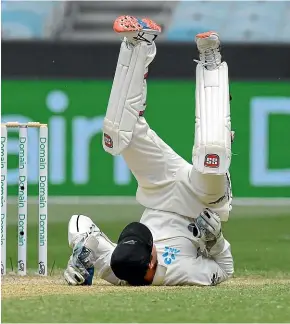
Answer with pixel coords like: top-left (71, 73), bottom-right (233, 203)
top-left (195, 31), bottom-right (220, 50)
top-left (196, 31), bottom-right (219, 40)
top-left (113, 15), bottom-right (161, 34)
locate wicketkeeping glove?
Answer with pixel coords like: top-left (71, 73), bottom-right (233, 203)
top-left (64, 262), bottom-right (86, 285)
top-left (64, 235), bottom-right (98, 286)
top-left (64, 262), bottom-right (95, 286)
top-left (191, 208), bottom-right (221, 242)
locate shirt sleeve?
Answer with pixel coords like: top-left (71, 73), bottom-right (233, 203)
top-left (178, 238), bottom-right (234, 286)
top-left (91, 232), bottom-right (125, 286)
top-left (94, 250), bottom-right (125, 286)
top-left (208, 237), bottom-right (234, 280)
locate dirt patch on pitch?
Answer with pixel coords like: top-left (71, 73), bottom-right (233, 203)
top-left (2, 274), bottom-right (290, 300)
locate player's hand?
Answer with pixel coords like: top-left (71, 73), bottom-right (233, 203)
top-left (64, 263), bottom-right (86, 285)
top-left (192, 208), bottom-right (221, 242)
top-left (64, 255), bottom-right (95, 286)
top-left (72, 235), bottom-right (99, 271)
top-left (64, 234), bottom-right (99, 286)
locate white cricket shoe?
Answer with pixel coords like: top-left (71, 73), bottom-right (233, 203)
top-left (195, 31), bottom-right (221, 70)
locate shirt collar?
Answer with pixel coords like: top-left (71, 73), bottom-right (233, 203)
top-left (152, 262), bottom-right (167, 286)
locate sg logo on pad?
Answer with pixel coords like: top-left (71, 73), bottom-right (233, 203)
top-left (204, 154), bottom-right (219, 168)
top-left (104, 133), bottom-right (113, 148)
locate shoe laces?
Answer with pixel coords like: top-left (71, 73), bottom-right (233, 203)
top-left (135, 32), bottom-right (157, 44)
top-left (194, 48), bottom-right (221, 70)
top-left (125, 32), bottom-right (158, 48)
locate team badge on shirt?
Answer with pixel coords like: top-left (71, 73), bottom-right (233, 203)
top-left (162, 247), bottom-right (180, 265)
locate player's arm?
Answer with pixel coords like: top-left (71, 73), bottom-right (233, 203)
top-left (186, 208), bottom-right (234, 285)
top-left (179, 239), bottom-right (233, 286)
top-left (64, 235), bottom-right (124, 286)
top-left (64, 215), bottom-right (123, 286)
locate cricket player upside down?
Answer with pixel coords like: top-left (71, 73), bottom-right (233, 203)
top-left (64, 16), bottom-right (234, 286)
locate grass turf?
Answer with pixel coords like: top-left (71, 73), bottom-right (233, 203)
top-left (2, 281), bottom-right (290, 323)
top-left (2, 203), bottom-right (290, 322)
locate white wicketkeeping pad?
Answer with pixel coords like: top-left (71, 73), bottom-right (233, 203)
top-left (193, 62), bottom-right (231, 174)
top-left (103, 41), bottom-right (148, 155)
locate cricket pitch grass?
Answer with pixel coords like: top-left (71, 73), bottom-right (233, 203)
top-left (1, 203), bottom-right (290, 322)
top-left (2, 274), bottom-right (290, 323)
